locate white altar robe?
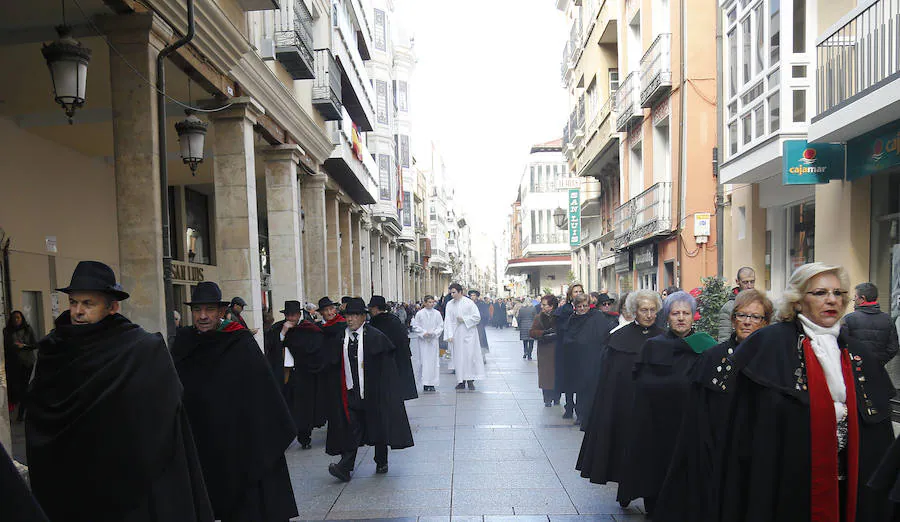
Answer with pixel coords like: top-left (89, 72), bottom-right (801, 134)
top-left (443, 296), bottom-right (485, 382)
top-left (410, 308), bottom-right (444, 387)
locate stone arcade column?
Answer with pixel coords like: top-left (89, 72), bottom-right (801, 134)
top-left (106, 13), bottom-right (171, 335)
top-left (339, 204), bottom-right (354, 296)
top-left (351, 211), bottom-right (364, 296)
top-left (301, 173), bottom-right (328, 301)
top-left (263, 145), bottom-right (304, 310)
top-left (211, 98), bottom-right (265, 346)
top-left (325, 192), bottom-right (342, 298)
top-left (371, 229), bottom-right (382, 296)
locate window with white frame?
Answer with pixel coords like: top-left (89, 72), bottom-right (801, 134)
top-left (630, 141), bottom-right (644, 199)
top-left (586, 79), bottom-right (598, 127)
top-left (653, 117), bottom-right (671, 184)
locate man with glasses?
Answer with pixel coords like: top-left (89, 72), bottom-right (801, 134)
top-left (842, 282), bottom-right (899, 365)
top-left (717, 267), bottom-right (756, 341)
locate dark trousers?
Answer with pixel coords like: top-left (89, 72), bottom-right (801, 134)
top-left (522, 339), bottom-right (534, 357)
top-left (542, 389), bottom-right (561, 403)
top-left (337, 402), bottom-right (388, 472)
top-left (564, 392), bottom-right (576, 413)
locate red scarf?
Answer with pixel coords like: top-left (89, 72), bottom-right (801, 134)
top-left (803, 337), bottom-right (859, 522)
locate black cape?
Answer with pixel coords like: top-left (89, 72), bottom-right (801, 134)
top-left (264, 320), bottom-right (330, 437)
top-left (369, 312), bottom-right (418, 400)
top-left (0, 442), bottom-right (48, 522)
top-left (3, 324), bottom-right (36, 405)
top-left (325, 324), bottom-right (414, 455)
top-left (26, 312), bottom-right (213, 522)
top-left (553, 303), bottom-right (575, 389)
top-left (576, 321), bottom-right (664, 484)
top-left (576, 311), bottom-right (617, 425)
top-left (654, 335), bottom-right (739, 522)
top-left (715, 321), bottom-right (895, 522)
top-left (173, 325), bottom-right (298, 522)
top-left (869, 433), bottom-right (900, 521)
top-left (617, 329), bottom-right (703, 506)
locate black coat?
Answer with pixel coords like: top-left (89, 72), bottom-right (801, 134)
top-left (716, 321), bottom-right (895, 522)
top-left (868, 433), bottom-right (900, 521)
top-left (369, 312), bottom-right (418, 400)
top-left (654, 335), bottom-right (739, 522)
top-left (264, 320), bottom-right (332, 437)
top-left (577, 312), bottom-right (617, 425)
top-left (553, 303), bottom-right (575, 388)
top-left (173, 325), bottom-right (298, 522)
top-left (3, 323), bottom-right (37, 405)
top-left (26, 312), bottom-right (213, 522)
top-left (325, 324), bottom-right (414, 455)
top-left (843, 304), bottom-right (900, 365)
top-left (0, 443), bottom-right (48, 522)
top-left (617, 330), bottom-right (704, 505)
top-left (557, 309), bottom-right (613, 394)
top-left (576, 321), bottom-right (664, 484)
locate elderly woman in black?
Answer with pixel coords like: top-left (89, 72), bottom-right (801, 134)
top-left (617, 290), bottom-right (717, 514)
top-left (654, 289), bottom-right (774, 521)
top-left (576, 289), bottom-right (663, 485)
top-left (715, 263), bottom-right (894, 522)
top-left (530, 295), bottom-right (561, 407)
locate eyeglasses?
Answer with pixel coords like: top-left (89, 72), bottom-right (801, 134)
top-left (806, 289), bottom-right (848, 299)
top-left (734, 312), bottom-right (766, 323)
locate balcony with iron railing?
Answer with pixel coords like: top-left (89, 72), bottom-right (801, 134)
top-left (521, 232), bottom-right (569, 252)
top-left (596, 0), bottom-right (618, 43)
top-left (640, 33), bottom-right (672, 107)
top-left (323, 110), bottom-right (377, 205)
top-left (332, 5), bottom-right (376, 131)
top-left (615, 71), bottom-right (643, 131)
top-left (274, 0), bottom-right (314, 79)
top-left (312, 49), bottom-right (342, 120)
top-left (577, 95), bottom-right (620, 176)
top-left (612, 182), bottom-right (672, 249)
top-left (815, 0), bottom-right (900, 117)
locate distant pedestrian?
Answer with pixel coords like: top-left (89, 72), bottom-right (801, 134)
top-left (530, 295), bottom-right (561, 406)
top-left (516, 299), bottom-right (537, 359)
top-left (716, 267), bottom-right (756, 341)
top-left (842, 282), bottom-right (899, 365)
top-left (173, 282), bottom-right (297, 522)
top-left (3, 310), bottom-right (37, 421)
top-left (447, 284), bottom-right (485, 390)
top-left (326, 298), bottom-right (414, 482)
top-left (226, 296), bottom-right (259, 335)
top-left (410, 295), bottom-right (443, 391)
top-left (27, 261), bottom-right (213, 522)
top-left (469, 290), bottom-right (490, 352)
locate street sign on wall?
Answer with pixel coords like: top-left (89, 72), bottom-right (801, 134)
top-left (782, 140), bottom-right (845, 185)
top-left (568, 189), bottom-right (581, 247)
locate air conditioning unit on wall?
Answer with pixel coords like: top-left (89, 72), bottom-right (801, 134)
top-left (260, 38), bottom-right (275, 60)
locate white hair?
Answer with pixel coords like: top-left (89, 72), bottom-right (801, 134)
top-left (626, 289), bottom-right (662, 315)
top-left (776, 262), bottom-right (850, 322)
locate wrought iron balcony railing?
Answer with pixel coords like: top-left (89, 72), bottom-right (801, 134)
top-left (640, 33), bottom-right (672, 107)
top-left (615, 71), bottom-right (643, 131)
top-left (274, 0), bottom-right (314, 79)
top-left (522, 232), bottom-right (569, 250)
top-left (612, 182), bottom-right (673, 249)
top-left (312, 49), bottom-right (342, 120)
top-left (816, 0), bottom-right (900, 115)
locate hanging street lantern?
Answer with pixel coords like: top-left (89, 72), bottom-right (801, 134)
top-left (174, 110), bottom-right (208, 174)
top-left (42, 25), bottom-right (92, 124)
top-left (553, 206), bottom-right (568, 230)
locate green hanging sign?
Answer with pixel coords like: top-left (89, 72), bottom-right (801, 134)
top-left (782, 140), bottom-right (845, 185)
top-left (568, 188), bottom-right (581, 247)
top-left (846, 121), bottom-right (900, 181)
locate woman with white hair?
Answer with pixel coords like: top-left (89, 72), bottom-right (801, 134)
top-left (616, 290), bottom-right (718, 514)
top-left (715, 262), bottom-right (894, 521)
top-left (576, 289), bottom-right (664, 486)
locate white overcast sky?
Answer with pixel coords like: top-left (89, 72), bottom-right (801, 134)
top-left (394, 0), bottom-right (569, 248)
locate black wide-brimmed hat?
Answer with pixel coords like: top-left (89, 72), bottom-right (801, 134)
top-left (344, 297), bottom-right (367, 315)
top-left (368, 295), bottom-right (387, 310)
top-left (280, 300), bottom-right (302, 314)
top-left (341, 296), bottom-right (351, 304)
top-left (57, 261), bottom-right (130, 301)
top-left (318, 297), bottom-right (337, 310)
top-left (597, 293), bottom-right (615, 304)
top-left (185, 282), bottom-right (230, 306)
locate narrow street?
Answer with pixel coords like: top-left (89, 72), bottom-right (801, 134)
top-left (285, 326), bottom-right (647, 521)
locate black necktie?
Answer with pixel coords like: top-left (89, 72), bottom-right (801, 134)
top-left (349, 332), bottom-right (360, 393)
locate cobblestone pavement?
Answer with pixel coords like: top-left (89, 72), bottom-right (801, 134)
top-left (286, 325), bottom-right (647, 521)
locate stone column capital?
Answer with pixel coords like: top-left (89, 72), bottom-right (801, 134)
top-left (302, 173), bottom-right (328, 188)
top-left (208, 97), bottom-right (265, 124)
top-left (262, 143), bottom-right (304, 164)
top-left (97, 12), bottom-right (173, 50)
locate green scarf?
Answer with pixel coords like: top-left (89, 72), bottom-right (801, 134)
top-left (684, 331), bottom-right (718, 354)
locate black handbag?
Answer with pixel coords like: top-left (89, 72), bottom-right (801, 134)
top-left (541, 328), bottom-right (557, 340)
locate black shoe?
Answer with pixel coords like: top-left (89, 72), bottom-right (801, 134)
top-left (523, 353), bottom-right (527, 359)
top-left (527, 355), bottom-right (533, 360)
top-left (456, 382), bottom-right (466, 390)
top-left (562, 410), bottom-right (573, 419)
top-left (376, 464), bottom-right (389, 474)
top-left (553, 399), bottom-right (560, 405)
top-left (544, 401), bottom-right (552, 407)
top-left (300, 441), bottom-right (312, 450)
top-left (574, 417), bottom-right (581, 426)
top-left (467, 381), bottom-right (475, 390)
top-left (328, 463), bottom-right (351, 482)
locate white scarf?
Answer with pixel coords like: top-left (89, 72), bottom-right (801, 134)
top-left (343, 326), bottom-right (365, 399)
top-left (797, 314), bottom-right (847, 423)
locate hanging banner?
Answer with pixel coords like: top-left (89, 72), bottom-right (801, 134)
top-left (846, 120), bottom-right (900, 181)
top-left (782, 140), bottom-right (844, 185)
top-left (568, 188), bottom-right (581, 247)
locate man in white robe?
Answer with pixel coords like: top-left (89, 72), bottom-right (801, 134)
top-left (410, 296), bottom-right (443, 392)
top-left (443, 284), bottom-right (485, 390)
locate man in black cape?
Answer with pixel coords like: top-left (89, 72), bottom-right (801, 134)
top-left (1, 443), bottom-right (48, 522)
top-left (173, 282), bottom-right (298, 522)
top-left (326, 298), bottom-right (414, 482)
top-left (26, 261), bottom-right (213, 522)
top-left (368, 295), bottom-right (418, 400)
top-left (469, 290), bottom-right (490, 351)
top-left (265, 300), bottom-right (329, 449)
